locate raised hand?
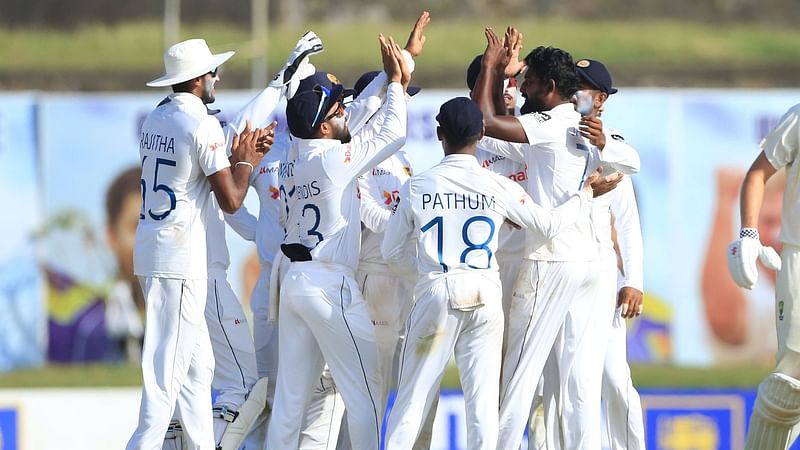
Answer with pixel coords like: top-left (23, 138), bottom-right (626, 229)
top-left (504, 27), bottom-right (525, 78)
top-left (405, 11), bottom-right (430, 57)
top-left (579, 116), bottom-right (606, 149)
top-left (483, 27), bottom-right (511, 72)
top-left (380, 33), bottom-right (402, 84)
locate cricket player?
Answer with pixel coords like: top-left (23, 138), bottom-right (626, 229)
top-left (727, 104), bottom-right (800, 449)
top-left (380, 97), bottom-right (597, 450)
top-left (265, 34), bottom-right (409, 450)
top-left (574, 58), bottom-right (646, 450)
top-left (466, 53), bottom-right (527, 350)
top-left (353, 16), bottom-right (426, 405)
top-left (471, 29), bottom-right (639, 450)
top-left (128, 38), bottom-right (271, 450)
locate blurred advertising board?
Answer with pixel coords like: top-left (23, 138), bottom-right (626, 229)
top-left (1, 88), bottom-right (799, 369)
top-left (0, 387), bottom-right (796, 450)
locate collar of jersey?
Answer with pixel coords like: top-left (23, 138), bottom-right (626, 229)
top-left (441, 154), bottom-right (479, 165)
top-left (169, 92), bottom-right (210, 115)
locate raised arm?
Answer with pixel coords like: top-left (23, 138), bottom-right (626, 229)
top-left (472, 27), bottom-right (529, 143)
top-left (326, 35), bottom-right (408, 186)
top-left (504, 171), bottom-right (596, 240)
top-left (381, 182), bottom-right (417, 279)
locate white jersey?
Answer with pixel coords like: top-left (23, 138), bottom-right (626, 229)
top-left (226, 140), bottom-right (287, 266)
top-left (762, 103), bottom-right (800, 247)
top-left (134, 92), bottom-right (230, 279)
top-left (475, 148), bottom-right (527, 257)
top-left (358, 150), bottom-right (413, 270)
top-left (609, 177), bottom-right (643, 291)
top-left (381, 154), bottom-right (592, 282)
top-left (479, 103), bottom-right (640, 261)
top-left (283, 82), bottom-right (407, 268)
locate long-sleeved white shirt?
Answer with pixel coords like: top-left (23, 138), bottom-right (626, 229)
top-left (381, 154), bottom-right (592, 282)
top-left (593, 176), bottom-right (644, 291)
top-left (478, 103), bottom-right (640, 261)
top-left (474, 148), bottom-right (528, 257)
top-left (283, 82), bottom-right (407, 269)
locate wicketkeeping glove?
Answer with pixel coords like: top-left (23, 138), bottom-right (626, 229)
top-left (726, 228), bottom-right (782, 290)
top-left (270, 31), bottom-right (324, 98)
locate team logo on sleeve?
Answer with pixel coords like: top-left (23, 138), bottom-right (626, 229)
top-left (404, 166), bottom-right (412, 177)
top-left (269, 186), bottom-right (280, 200)
top-left (343, 145), bottom-right (352, 164)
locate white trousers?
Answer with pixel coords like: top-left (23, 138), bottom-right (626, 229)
top-left (497, 259), bottom-right (593, 450)
top-left (206, 274), bottom-right (258, 410)
top-left (541, 260), bottom-right (615, 450)
top-left (267, 262), bottom-right (382, 450)
top-left (496, 251), bottom-right (523, 353)
top-left (385, 275), bottom-right (503, 450)
top-left (127, 277), bottom-right (215, 450)
top-left (601, 306), bottom-right (646, 450)
top-left (251, 260), bottom-right (345, 450)
top-left (357, 269), bottom-right (415, 407)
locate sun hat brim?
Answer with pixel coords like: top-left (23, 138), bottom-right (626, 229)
top-left (146, 51), bottom-right (235, 88)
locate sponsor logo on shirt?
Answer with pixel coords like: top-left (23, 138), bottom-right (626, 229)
top-left (383, 190), bottom-right (400, 205)
top-left (481, 155), bottom-right (506, 167)
top-left (373, 168), bottom-right (394, 176)
top-left (530, 112), bottom-right (551, 123)
top-left (269, 186), bottom-right (280, 200)
top-left (209, 141), bottom-right (224, 151)
top-left (404, 166), bottom-right (412, 177)
top-left (509, 170), bottom-right (527, 182)
top-left (260, 165), bottom-right (279, 174)
top-left (611, 133), bottom-right (626, 142)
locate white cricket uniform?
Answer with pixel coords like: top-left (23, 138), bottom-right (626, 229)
top-left (381, 153), bottom-right (592, 450)
top-left (761, 105), bottom-right (800, 358)
top-left (742, 104), bottom-right (800, 450)
top-left (129, 92), bottom-right (230, 450)
top-left (266, 81), bottom-right (407, 450)
top-left (474, 148), bottom-right (527, 350)
top-left (356, 112), bottom-right (415, 408)
top-left (478, 103), bottom-right (640, 450)
top-left (203, 193), bottom-right (259, 445)
top-left (599, 177), bottom-right (645, 450)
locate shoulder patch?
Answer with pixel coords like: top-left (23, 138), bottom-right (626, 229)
top-left (611, 133), bottom-right (625, 142)
top-left (531, 112), bottom-right (551, 123)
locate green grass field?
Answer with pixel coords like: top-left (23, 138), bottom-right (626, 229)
top-left (0, 363), bottom-right (771, 389)
top-left (2, 18), bottom-right (800, 87)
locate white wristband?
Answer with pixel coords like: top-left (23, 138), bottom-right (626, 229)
top-left (235, 161), bottom-right (254, 172)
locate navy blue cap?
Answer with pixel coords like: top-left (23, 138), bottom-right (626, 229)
top-left (286, 71), bottom-right (357, 139)
top-left (466, 54), bottom-right (482, 91)
top-left (353, 70), bottom-right (420, 99)
top-left (436, 97), bottom-right (483, 141)
top-left (575, 59), bottom-right (618, 95)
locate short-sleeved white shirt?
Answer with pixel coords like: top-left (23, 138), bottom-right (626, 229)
top-left (762, 104), bottom-right (800, 247)
top-left (381, 154), bottom-right (591, 281)
top-left (134, 93), bottom-right (230, 279)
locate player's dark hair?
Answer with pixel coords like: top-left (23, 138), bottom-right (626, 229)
top-left (106, 166), bottom-right (141, 226)
top-left (524, 46), bottom-right (580, 100)
top-left (441, 130), bottom-right (482, 151)
top-left (172, 78), bottom-right (196, 93)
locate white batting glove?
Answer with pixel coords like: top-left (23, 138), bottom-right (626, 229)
top-left (270, 31), bottom-right (324, 98)
top-left (726, 228), bottom-right (782, 290)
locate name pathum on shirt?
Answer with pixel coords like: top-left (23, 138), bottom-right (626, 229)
top-left (421, 192), bottom-right (497, 211)
top-left (140, 132), bottom-right (175, 153)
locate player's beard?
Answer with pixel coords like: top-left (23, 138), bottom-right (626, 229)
top-left (329, 114), bottom-right (352, 144)
top-left (520, 95), bottom-right (546, 115)
top-left (201, 77), bottom-right (216, 104)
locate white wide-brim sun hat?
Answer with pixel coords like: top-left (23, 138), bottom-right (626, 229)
top-left (147, 38), bottom-right (235, 88)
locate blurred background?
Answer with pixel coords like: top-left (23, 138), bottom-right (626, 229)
top-left (2, 1), bottom-right (800, 449)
